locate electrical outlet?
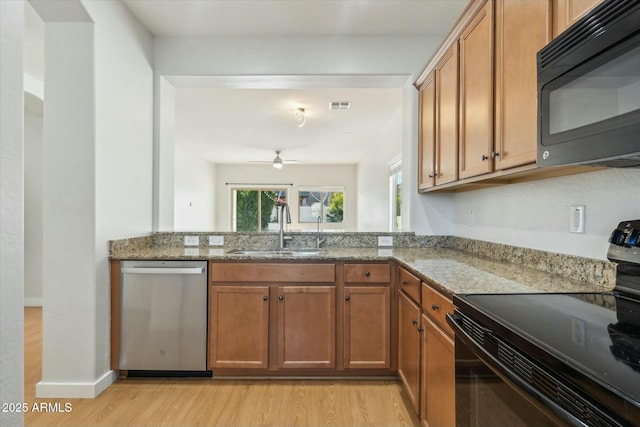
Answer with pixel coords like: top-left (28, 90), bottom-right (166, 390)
top-left (570, 206), bottom-right (585, 233)
top-left (378, 236), bottom-right (393, 247)
top-left (468, 210), bottom-right (475, 226)
top-left (184, 235), bottom-right (199, 246)
top-left (209, 235), bottom-right (224, 246)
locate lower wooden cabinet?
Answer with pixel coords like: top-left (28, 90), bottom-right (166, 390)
top-left (343, 286), bottom-right (391, 369)
top-left (277, 285), bottom-right (336, 369)
top-left (209, 285), bottom-right (270, 369)
top-left (421, 313), bottom-right (455, 427)
top-left (398, 290), bottom-right (422, 414)
top-left (207, 261), bottom-right (393, 375)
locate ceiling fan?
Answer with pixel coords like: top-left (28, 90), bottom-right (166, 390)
top-left (250, 150), bottom-right (302, 169)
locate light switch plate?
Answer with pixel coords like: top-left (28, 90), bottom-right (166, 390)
top-left (570, 205), bottom-right (585, 233)
top-left (209, 235), bottom-right (224, 246)
top-left (184, 235), bottom-right (199, 246)
top-left (378, 236), bottom-right (393, 247)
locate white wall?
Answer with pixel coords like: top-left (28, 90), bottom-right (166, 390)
top-left (24, 108), bottom-right (43, 306)
top-left (88, 0), bottom-right (154, 382)
top-left (32, 0), bottom-right (154, 398)
top-left (0, 1), bottom-right (25, 425)
top-left (215, 164), bottom-right (357, 231)
top-left (174, 146), bottom-right (216, 231)
top-left (452, 168), bottom-right (640, 260)
top-left (357, 99), bottom-right (403, 231)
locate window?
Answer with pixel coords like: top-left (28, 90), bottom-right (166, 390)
top-left (389, 157), bottom-right (402, 231)
top-left (231, 188), bottom-right (287, 232)
top-left (298, 187), bottom-right (345, 223)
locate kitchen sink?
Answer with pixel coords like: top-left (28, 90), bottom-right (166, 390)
top-left (227, 248), bottom-right (324, 256)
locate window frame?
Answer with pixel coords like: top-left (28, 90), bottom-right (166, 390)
top-left (297, 186), bottom-right (346, 224)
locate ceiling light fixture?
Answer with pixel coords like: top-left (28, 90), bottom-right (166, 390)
top-left (294, 107), bottom-right (306, 127)
top-left (273, 151), bottom-right (284, 169)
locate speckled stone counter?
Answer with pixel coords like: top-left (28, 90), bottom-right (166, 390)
top-left (109, 239), bottom-right (615, 299)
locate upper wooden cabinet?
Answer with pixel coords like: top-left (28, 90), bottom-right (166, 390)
top-left (416, 0), bottom-right (594, 192)
top-left (494, 0), bottom-right (552, 171)
top-left (418, 72), bottom-right (436, 190)
top-left (552, 0), bottom-right (603, 38)
top-left (459, 0), bottom-right (494, 180)
top-left (435, 44), bottom-right (460, 186)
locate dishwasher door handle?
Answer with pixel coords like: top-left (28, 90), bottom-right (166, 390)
top-left (121, 267), bottom-right (205, 275)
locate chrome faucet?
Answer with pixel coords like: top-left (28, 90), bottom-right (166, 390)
top-left (316, 215), bottom-right (325, 249)
top-left (277, 202), bottom-right (292, 250)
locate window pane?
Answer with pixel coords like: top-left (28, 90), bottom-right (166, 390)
top-left (299, 191), bottom-right (323, 222)
top-left (233, 188), bottom-right (287, 232)
top-left (325, 192), bottom-right (344, 223)
top-left (395, 171), bottom-right (402, 231)
top-left (235, 190), bottom-right (259, 232)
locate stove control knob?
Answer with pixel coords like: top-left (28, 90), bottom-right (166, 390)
top-left (625, 228), bottom-right (640, 247)
top-left (609, 229), bottom-right (627, 246)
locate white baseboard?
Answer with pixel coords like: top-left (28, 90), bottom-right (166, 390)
top-left (36, 370), bottom-right (117, 398)
top-left (24, 298), bottom-right (43, 307)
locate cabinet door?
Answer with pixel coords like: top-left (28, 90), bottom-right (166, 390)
top-left (495, 0), bottom-right (552, 170)
top-left (419, 72), bottom-right (436, 191)
top-left (459, 0), bottom-right (494, 179)
top-left (421, 313), bottom-right (455, 427)
top-left (398, 291), bottom-right (421, 414)
top-left (343, 286), bottom-right (390, 369)
top-left (209, 286), bottom-right (270, 369)
top-left (553, 0), bottom-right (603, 38)
top-left (277, 286), bottom-right (336, 369)
top-left (435, 43), bottom-right (459, 186)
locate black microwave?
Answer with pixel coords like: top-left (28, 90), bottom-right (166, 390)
top-left (537, 0), bottom-right (640, 168)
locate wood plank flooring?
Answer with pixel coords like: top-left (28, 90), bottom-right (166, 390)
top-left (24, 307), bottom-right (420, 427)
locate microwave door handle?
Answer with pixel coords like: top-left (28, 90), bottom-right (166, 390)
top-left (446, 313), bottom-right (597, 427)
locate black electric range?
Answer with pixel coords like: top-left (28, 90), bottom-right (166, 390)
top-left (450, 220), bottom-right (640, 426)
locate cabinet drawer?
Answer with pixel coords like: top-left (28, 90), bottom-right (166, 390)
top-left (397, 267), bottom-right (421, 304)
top-left (210, 263), bottom-right (335, 283)
top-left (344, 263), bottom-right (390, 284)
top-left (421, 283), bottom-right (455, 337)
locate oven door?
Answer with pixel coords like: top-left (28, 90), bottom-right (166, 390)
top-left (447, 312), bottom-right (581, 427)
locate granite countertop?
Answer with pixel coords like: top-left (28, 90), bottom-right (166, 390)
top-left (111, 245), bottom-right (612, 298)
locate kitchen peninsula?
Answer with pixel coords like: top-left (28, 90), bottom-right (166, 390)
top-left (109, 231), bottom-right (614, 424)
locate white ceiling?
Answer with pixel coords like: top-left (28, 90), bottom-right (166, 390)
top-left (121, 0), bottom-right (467, 37)
top-left (26, 0), bottom-right (468, 166)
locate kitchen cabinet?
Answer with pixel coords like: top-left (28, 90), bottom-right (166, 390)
top-left (208, 261), bottom-right (393, 375)
top-left (209, 285), bottom-right (270, 369)
top-left (552, 0), bottom-right (603, 38)
top-left (209, 262), bottom-right (336, 372)
top-left (459, 0), bottom-right (493, 180)
top-left (434, 43), bottom-right (459, 186)
top-left (494, 0), bottom-right (552, 171)
top-left (420, 282), bottom-right (456, 427)
top-left (277, 285), bottom-right (336, 369)
top-left (398, 286), bottom-right (422, 415)
top-left (343, 263), bottom-right (391, 369)
top-left (418, 72), bottom-right (436, 190)
top-left (415, 0), bottom-right (592, 192)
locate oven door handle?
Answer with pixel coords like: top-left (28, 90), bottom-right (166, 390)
top-left (445, 312), bottom-right (592, 427)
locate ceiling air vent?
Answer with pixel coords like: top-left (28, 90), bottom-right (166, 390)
top-left (329, 101), bottom-right (351, 110)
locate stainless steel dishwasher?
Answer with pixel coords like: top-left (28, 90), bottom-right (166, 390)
top-left (119, 260), bottom-right (208, 373)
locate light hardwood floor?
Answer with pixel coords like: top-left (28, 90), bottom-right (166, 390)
top-left (24, 307), bottom-right (420, 427)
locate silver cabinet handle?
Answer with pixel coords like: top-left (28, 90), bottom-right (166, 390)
top-left (121, 267), bottom-right (204, 275)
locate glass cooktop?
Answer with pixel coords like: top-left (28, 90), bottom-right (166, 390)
top-left (457, 292), bottom-right (640, 406)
